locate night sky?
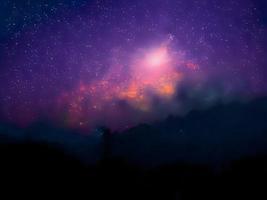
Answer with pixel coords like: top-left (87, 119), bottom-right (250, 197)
top-left (0, 0), bottom-right (267, 131)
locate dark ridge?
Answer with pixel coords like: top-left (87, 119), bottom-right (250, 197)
top-left (0, 141), bottom-right (266, 199)
top-left (0, 97), bottom-right (267, 199)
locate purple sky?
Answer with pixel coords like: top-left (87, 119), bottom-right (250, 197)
top-left (0, 0), bottom-right (266, 131)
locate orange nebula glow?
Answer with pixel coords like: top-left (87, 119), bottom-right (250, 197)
top-left (57, 41), bottom-right (197, 129)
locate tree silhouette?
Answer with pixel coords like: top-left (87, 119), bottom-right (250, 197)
top-left (98, 126), bottom-right (112, 162)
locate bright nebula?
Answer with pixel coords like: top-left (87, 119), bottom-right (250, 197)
top-left (0, 0), bottom-right (266, 132)
top-left (144, 47), bottom-right (169, 68)
top-left (57, 39), bottom-right (193, 130)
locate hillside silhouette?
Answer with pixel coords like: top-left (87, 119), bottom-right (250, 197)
top-left (0, 97), bottom-right (267, 199)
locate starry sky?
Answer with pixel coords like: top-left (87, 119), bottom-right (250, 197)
top-left (0, 0), bottom-right (267, 131)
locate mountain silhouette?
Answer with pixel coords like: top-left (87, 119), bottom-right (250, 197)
top-left (0, 97), bottom-right (267, 199)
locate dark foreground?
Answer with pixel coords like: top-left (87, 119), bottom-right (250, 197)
top-left (0, 142), bottom-right (266, 200)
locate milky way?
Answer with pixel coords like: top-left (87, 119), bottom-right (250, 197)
top-left (0, 0), bottom-right (266, 131)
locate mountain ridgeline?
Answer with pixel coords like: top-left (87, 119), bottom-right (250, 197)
top-left (1, 97), bottom-right (267, 167)
top-left (0, 97), bottom-right (267, 199)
